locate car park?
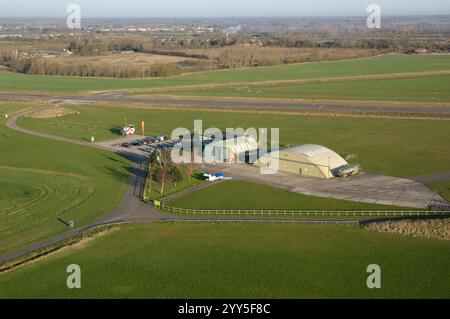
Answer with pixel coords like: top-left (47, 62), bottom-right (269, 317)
top-left (131, 140), bottom-right (145, 146)
top-left (139, 146), bottom-right (155, 154)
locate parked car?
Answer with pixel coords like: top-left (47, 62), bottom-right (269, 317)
top-left (140, 146), bottom-right (155, 154)
top-left (131, 140), bottom-right (144, 146)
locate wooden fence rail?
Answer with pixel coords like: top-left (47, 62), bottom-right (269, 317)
top-left (158, 205), bottom-right (450, 217)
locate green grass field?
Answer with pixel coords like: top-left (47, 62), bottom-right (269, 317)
top-left (159, 75), bottom-right (450, 103)
top-left (0, 103), bottom-right (130, 254)
top-left (1, 53), bottom-right (449, 300)
top-left (0, 167), bottom-right (94, 254)
top-left (170, 181), bottom-right (402, 211)
top-left (428, 181), bottom-right (450, 201)
top-left (1, 55), bottom-right (450, 92)
top-left (19, 105), bottom-right (450, 177)
top-left (146, 171), bottom-right (204, 201)
top-left (0, 223), bottom-right (448, 298)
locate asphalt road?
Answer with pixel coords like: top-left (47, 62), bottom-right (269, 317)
top-left (1, 91), bottom-right (450, 116)
top-left (1, 106), bottom-right (378, 266)
top-left (410, 171), bottom-right (450, 184)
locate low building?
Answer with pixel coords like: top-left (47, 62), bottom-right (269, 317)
top-left (206, 134), bottom-right (259, 163)
top-left (256, 144), bottom-right (348, 179)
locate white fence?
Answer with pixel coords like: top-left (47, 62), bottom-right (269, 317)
top-left (160, 205), bottom-right (450, 217)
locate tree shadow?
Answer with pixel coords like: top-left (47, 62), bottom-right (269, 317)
top-left (101, 153), bottom-right (148, 187)
top-left (56, 218), bottom-right (70, 227)
top-left (192, 172), bottom-right (205, 180)
top-left (110, 126), bottom-right (123, 136)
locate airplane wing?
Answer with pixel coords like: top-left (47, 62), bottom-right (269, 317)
top-left (218, 177), bottom-right (233, 180)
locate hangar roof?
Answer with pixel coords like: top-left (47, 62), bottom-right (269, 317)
top-left (282, 144), bottom-right (348, 170)
top-left (284, 144), bottom-right (332, 158)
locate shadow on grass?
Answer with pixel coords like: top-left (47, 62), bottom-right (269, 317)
top-left (110, 126), bottom-right (123, 136)
top-left (56, 218), bottom-right (70, 227)
top-left (100, 154), bottom-right (148, 188)
top-left (192, 172), bottom-right (206, 180)
top-left (103, 165), bottom-right (132, 183)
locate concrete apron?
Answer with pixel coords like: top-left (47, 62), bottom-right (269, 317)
top-left (219, 164), bottom-right (446, 209)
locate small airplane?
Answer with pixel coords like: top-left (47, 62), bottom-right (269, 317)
top-left (203, 173), bottom-right (233, 182)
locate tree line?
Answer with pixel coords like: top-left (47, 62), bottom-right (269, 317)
top-left (1, 34), bottom-right (448, 78)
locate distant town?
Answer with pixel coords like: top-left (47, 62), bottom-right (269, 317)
top-left (1, 15), bottom-right (450, 38)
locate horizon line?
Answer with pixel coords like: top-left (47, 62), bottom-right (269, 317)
top-left (1, 13), bottom-right (450, 19)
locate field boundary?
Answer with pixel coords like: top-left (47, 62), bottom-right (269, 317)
top-left (159, 205), bottom-right (450, 217)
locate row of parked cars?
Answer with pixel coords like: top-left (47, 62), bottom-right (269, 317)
top-left (120, 136), bottom-right (180, 154)
top-left (155, 141), bottom-right (179, 150)
top-left (121, 136), bottom-right (163, 148)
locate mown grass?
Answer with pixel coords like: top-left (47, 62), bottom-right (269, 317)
top-left (0, 177), bottom-right (41, 213)
top-left (0, 103), bottom-right (130, 254)
top-left (428, 181), bottom-right (450, 201)
top-left (19, 105), bottom-right (450, 177)
top-left (160, 75), bottom-right (450, 103)
top-left (1, 55), bottom-right (450, 92)
top-left (0, 167), bottom-right (94, 254)
top-left (146, 170), bottom-right (204, 201)
top-left (0, 223), bottom-right (448, 298)
top-left (169, 181), bottom-right (404, 211)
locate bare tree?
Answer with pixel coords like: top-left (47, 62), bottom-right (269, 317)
top-left (158, 149), bottom-right (171, 195)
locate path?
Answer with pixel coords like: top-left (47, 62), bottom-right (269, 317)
top-left (410, 171), bottom-right (450, 184)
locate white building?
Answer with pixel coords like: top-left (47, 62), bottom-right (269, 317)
top-left (206, 135), bottom-right (259, 163)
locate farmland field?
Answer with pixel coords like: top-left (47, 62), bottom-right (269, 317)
top-left (169, 180), bottom-right (402, 211)
top-left (0, 102), bottom-right (130, 254)
top-left (19, 105), bottom-right (450, 177)
top-left (50, 53), bottom-right (192, 68)
top-left (0, 223), bottom-right (448, 298)
top-left (1, 55), bottom-right (450, 92)
top-left (155, 75), bottom-right (450, 103)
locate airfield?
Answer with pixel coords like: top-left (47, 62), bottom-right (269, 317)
top-left (0, 54), bottom-right (449, 298)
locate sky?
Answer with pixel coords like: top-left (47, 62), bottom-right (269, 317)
top-left (0, 0), bottom-right (450, 18)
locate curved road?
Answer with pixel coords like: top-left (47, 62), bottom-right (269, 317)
top-left (0, 106), bottom-right (370, 265)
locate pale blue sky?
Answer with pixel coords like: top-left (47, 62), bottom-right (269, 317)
top-left (0, 0), bottom-right (449, 17)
